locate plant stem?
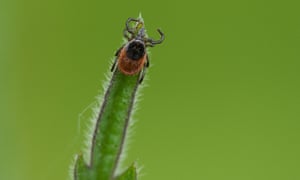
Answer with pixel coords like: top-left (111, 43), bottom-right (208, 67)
top-left (73, 15), bottom-right (164, 180)
top-left (74, 69), bottom-right (140, 180)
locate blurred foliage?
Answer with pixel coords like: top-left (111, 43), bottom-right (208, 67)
top-left (1, 0), bottom-right (300, 180)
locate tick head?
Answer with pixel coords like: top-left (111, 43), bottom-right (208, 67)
top-left (126, 40), bottom-right (145, 61)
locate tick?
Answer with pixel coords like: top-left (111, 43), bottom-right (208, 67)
top-left (111, 17), bottom-right (164, 83)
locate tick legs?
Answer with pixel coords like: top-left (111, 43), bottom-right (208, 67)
top-left (110, 58), bottom-right (118, 72)
top-left (145, 54), bottom-right (150, 67)
top-left (111, 47), bottom-right (123, 72)
top-left (139, 55), bottom-right (150, 84)
top-left (123, 29), bottom-right (131, 40)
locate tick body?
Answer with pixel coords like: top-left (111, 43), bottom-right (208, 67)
top-left (118, 40), bottom-right (147, 75)
top-left (111, 18), bottom-right (164, 83)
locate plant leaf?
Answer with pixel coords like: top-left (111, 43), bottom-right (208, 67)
top-left (114, 163), bottom-right (137, 180)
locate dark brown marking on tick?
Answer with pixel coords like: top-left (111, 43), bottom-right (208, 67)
top-left (126, 41), bottom-right (145, 60)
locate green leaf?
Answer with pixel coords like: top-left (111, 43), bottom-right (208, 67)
top-left (74, 153), bottom-right (94, 180)
top-left (114, 163), bottom-right (137, 180)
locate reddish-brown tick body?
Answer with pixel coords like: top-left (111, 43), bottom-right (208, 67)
top-left (117, 40), bottom-right (147, 75)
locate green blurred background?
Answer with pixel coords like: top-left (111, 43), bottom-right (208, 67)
top-left (1, 0), bottom-right (300, 179)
